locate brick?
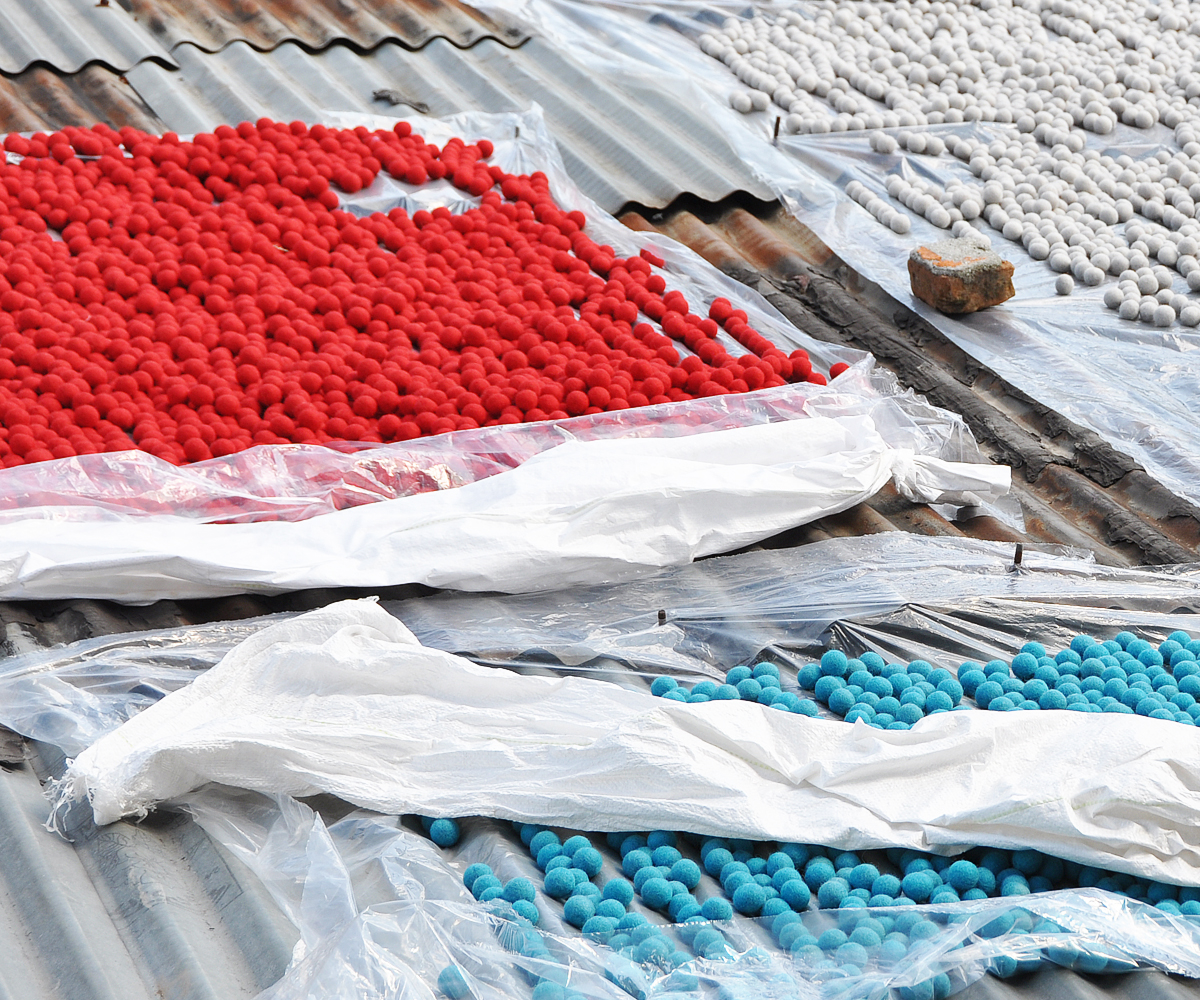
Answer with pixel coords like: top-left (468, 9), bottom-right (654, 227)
top-left (907, 237), bottom-right (1015, 314)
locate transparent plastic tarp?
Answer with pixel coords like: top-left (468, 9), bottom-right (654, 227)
top-left (9, 533), bottom-right (1200, 755)
top-left (176, 789), bottom-right (1200, 1000)
top-left (469, 0), bottom-right (1200, 512)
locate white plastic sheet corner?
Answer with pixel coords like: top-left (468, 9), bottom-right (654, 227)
top-left (58, 599), bottom-right (1200, 887)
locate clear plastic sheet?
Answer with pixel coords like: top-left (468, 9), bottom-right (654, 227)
top-left (466, 0), bottom-right (1200, 512)
top-left (0, 365), bottom-right (979, 527)
top-left (8, 533), bottom-right (1200, 758)
top-left (390, 533), bottom-right (1200, 683)
top-left (0, 614), bottom-right (292, 756)
top-left (177, 788), bottom-right (1200, 1000)
top-left (0, 105), bottom-right (984, 527)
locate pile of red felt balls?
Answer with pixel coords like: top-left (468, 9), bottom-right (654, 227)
top-left (0, 118), bottom-right (845, 467)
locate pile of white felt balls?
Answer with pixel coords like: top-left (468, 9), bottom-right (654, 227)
top-left (699, 0), bottom-right (1200, 326)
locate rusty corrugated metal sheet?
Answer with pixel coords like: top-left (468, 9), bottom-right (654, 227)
top-left (0, 0), bottom-right (172, 75)
top-left (114, 0), bottom-right (528, 54)
top-left (0, 63), bottom-right (164, 133)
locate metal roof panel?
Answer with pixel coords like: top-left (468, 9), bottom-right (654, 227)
top-left (115, 0), bottom-right (527, 56)
top-left (0, 0), bottom-right (172, 75)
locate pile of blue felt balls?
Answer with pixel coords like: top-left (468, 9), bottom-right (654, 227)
top-left (520, 825), bottom-right (702, 969)
top-left (649, 629), bottom-right (1200, 731)
top-left (446, 825), bottom-right (1178, 997)
top-left (649, 662), bottom-right (820, 716)
top-left (806, 632), bottom-right (1200, 728)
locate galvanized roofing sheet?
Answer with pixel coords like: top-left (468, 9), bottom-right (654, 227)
top-left (113, 0), bottom-right (528, 55)
top-left (122, 37), bottom-right (774, 213)
top-left (0, 744), bottom-right (297, 1000)
top-left (0, 0), bottom-right (172, 75)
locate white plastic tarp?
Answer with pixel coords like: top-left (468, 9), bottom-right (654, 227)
top-left (57, 599), bottom-right (1200, 887)
top-left (0, 411), bottom-right (1007, 602)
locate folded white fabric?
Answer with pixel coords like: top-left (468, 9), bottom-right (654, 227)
top-left (60, 599), bottom-right (1200, 886)
top-left (0, 414), bottom-right (1007, 602)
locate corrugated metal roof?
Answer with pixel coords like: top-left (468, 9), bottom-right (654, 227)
top-left (114, 0), bottom-right (528, 55)
top-left (121, 37), bottom-right (774, 213)
top-left (0, 0), bottom-right (172, 75)
top-left (0, 5), bottom-right (1196, 999)
top-left (0, 62), bottom-right (164, 133)
top-left (0, 742), bottom-right (297, 1000)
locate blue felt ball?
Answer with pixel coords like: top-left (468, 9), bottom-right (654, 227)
top-left (1039, 689), bottom-right (1068, 711)
top-left (529, 830), bottom-right (559, 856)
top-left (561, 835), bottom-right (590, 858)
top-left (430, 819), bottom-right (461, 847)
top-left (564, 895), bottom-right (596, 927)
top-left (669, 859), bottom-right (702, 889)
top-left (545, 868), bottom-right (577, 899)
top-left (583, 915), bottom-right (618, 942)
top-left (958, 669), bottom-right (986, 697)
top-left (821, 650), bottom-right (849, 676)
top-left (620, 835), bottom-right (647, 857)
top-left (650, 676), bottom-right (679, 697)
top-left (945, 861), bottom-right (979, 892)
top-left (471, 874), bottom-right (502, 899)
top-left (640, 877), bottom-right (673, 909)
top-left (726, 665), bottom-right (752, 685)
top-left (661, 690), bottom-right (687, 703)
top-left (736, 678), bottom-right (763, 700)
top-left (463, 863), bottom-right (493, 892)
top-left (817, 877), bottom-right (849, 909)
top-left (532, 984), bottom-right (562, 1000)
top-left (602, 877), bottom-right (634, 906)
top-left (537, 843), bottom-right (563, 870)
top-left (761, 898), bottom-right (789, 918)
top-left (438, 967), bottom-right (470, 1000)
top-left (974, 680), bottom-right (1003, 707)
top-left (732, 882), bottom-right (767, 915)
top-left (713, 684), bottom-right (740, 701)
top-left (478, 886), bottom-right (504, 902)
top-left (704, 847), bottom-right (733, 877)
top-left (512, 899), bottom-right (539, 924)
top-left (651, 845), bottom-right (681, 867)
top-left (781, 879), bottom-right (811, 910)
top-left (814, 675), bottom-right (844, 704)
top-left (804, 858), bottom-right (836, 890)
top-left (828, 687), bottom-right (856, 716)
top-left (503, 877), bottom-right (537, 903)
top-left (794, 699), bottom-right (820, 717)
top-left (701, 896), bottom-right (734, 920)
top-left (753, 661), bottom-right (781, 680)
top-left (573, 847), bottom-right (603, 877)
top-left (595, 898), bottom-right (626, 920)
top-left (622, 849), bottom-right (652, 877)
